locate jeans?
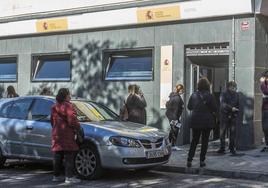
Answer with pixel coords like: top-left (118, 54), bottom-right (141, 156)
top-left (220, 118), bottom-right (237, 151)
top-left (53, 151), bottom-right (76, 178)
top-left (187, 129), bottom-right (211, 162)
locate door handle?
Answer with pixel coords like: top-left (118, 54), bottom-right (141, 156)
top-left (26, 126), bottom-right (33, 130)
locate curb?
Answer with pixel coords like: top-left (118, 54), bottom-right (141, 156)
top-left (155, 165), bottom-right (268, 182)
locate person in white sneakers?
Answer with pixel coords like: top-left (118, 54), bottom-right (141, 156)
top-left (165, 84), bottom-right (184, 150)
top-left (51, 88), bottom-right (81, 184)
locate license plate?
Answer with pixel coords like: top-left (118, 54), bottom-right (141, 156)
top-left (146, 150), bottom-right (164, 159)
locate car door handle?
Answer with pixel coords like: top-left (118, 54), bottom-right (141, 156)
top-left (26, 126), bottom-right (33, 130)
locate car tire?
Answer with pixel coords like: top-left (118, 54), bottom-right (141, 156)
top-left (75, 144), bottom-right (103, 180)
top-left (0, 148), bottom-right (6, 168)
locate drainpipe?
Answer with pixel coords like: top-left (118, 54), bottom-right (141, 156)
top-left (231, 16), bottom-right (236, 81)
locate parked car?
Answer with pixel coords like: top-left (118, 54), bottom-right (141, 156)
top-left (0, 96), bottom-right (171, 179)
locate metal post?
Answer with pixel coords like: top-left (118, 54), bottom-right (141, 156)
top-left (232, 16), bottom-right (236, 81)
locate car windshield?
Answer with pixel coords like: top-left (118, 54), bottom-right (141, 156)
top-left (71, 100), bottom-right (119, 122)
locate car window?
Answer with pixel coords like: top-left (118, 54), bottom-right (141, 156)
top-left (9, 99), bottom-right (33, 120)
top-left (30, 99), bottom-right (54, 120)
top-left (71, 101), bottom-right (119, 122)
top-left (0, 101), bottom-right (14, 118)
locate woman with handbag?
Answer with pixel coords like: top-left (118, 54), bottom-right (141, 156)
top-left (51, 88), bottom-right (81, 184)
top-left (165, 84), bottom-right (184, 150)
top-left (187, 77), bottom-right (217, 168)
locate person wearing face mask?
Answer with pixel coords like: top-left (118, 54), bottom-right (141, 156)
top-left (217, 81), bottom-right (239, 155)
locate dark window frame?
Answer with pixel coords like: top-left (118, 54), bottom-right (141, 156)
top-left (0, 55), bottom-right (18, 83)
top-left (31, 53), bottom-right (72, 82)
top-left (102, 47), bottom-right (154, 81)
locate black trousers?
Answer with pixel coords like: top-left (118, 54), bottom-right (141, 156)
top-left (187, 129), bottom-right (211, 162)
top-left (53, 151), bottom-right (76, 178)
top-left (220, 118), bottom-right (237, 151)
top-left (262, 110), bottom-right (268, 146)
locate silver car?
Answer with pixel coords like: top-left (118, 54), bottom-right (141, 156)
top-left (0, 96), bottom-right (171, 179)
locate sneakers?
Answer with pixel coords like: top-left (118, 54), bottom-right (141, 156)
top-left (200, 161), bottom-right (206, 168)
top-left (186, 161), bottom-right (192, 168)
top-left (261, 146), bottom-right (268, 152)
top-left (52, 176), bottom-right (62, 182)
top-left (217, 148), bottom-right (226, 154)
top-left (230, 149), bottom-right (237, 155)
top-left (65, 177), bottom-right (81, 184)
top-left (172, 146), bottom-right (182, 151)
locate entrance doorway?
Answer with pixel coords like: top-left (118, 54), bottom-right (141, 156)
top-left (184, 43), bottom-right (230, 144)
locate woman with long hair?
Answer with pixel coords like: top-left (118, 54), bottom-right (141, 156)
top-left (6, 85), bottom-right (19, 98)
top-left (187, 77), bottom-right (217, 168)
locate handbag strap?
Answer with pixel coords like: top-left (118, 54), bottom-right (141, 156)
top-left (197, 92), bottom-right (215, 116)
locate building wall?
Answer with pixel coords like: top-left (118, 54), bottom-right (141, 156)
top-left (0, 16), bottom-right (257, 146)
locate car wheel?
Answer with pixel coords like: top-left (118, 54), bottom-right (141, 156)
top-left (0, 148), bottom-right (6, 168)
top-left (75, 145), bottom-right (102, 180)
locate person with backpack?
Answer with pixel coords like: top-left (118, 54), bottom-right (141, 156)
top-left (165, 84), bottom-right (184, 150)
top-left (187, 77), bottom-right (217, 168)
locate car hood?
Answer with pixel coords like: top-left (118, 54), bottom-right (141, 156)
top-left (81, 120), bottom-right (167, 140)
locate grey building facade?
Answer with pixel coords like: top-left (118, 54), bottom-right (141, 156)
top-left (0, 0), bottom-right (267, 149)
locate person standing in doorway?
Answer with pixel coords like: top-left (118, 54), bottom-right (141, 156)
top-left (187, 77), bottom-right (217, 168)
top-left (126, 84), bottom-right (147, 125)
top-left (260, 71), bottom-right (268, 152)
top-left (6, 85), bottom-right (19, 98)
top-left (51, 88), bottom-right (81, 184)
top-left (217, 81), bottom-right (239, 155)
top-left (165, 84), bottom-right (184, 150)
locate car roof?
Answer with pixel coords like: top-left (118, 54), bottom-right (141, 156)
top-left (0, 95), bottom-right (95, 103)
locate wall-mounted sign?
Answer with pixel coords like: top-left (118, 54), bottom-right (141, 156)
top-left (137, 5), bottom-right (180, 23)
top-left (241, 21), bottom-right (250, 31)
top-left (160, 45), bottom-right (173, 109)
top-left (36, 18), bottom-right (68, 33)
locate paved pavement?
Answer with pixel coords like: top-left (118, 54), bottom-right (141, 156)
top-left (157, 141), bottom-right (268, 182)
top-left (0, 161), bottom-right (267, 188)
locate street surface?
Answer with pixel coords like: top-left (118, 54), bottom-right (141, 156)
top-left (0, 160), bottom-right (267, 188)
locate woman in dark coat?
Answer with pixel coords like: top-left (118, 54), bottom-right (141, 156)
top-left (51, 88), bottom-right (81, 184)
top-left (166, 84), bottom-right (184, 147)
top-left (187, 77), bottom-right (217, 168)
top-left (126, 84), bottom-right (147, 125)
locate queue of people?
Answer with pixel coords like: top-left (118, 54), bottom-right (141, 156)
top-left (2, 71), bottom-right (268, 181)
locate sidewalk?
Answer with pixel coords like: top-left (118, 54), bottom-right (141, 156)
top-left (156, 141), bottom-right (268, 182)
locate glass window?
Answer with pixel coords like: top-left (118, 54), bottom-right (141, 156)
top-left (32, 54), bottom-right (71, 81)
top-left (0, 57), bottom-right (17, 81)
top-left (0, 101), bottom-right (14, 118)
top-left (31, 99), bottom-right (54, 120)
top-left (9, 99), bottom-right (32, 119)
top-left (104, 49), bottom-right (153, 81)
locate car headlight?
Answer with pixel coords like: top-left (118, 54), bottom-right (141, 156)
top-left (109, 136), bottom-right (141, 148)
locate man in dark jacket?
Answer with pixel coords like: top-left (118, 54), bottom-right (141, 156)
top-left (217, 81), bottom-right (239, 155)
top-left (166, 84), bottom-right (184, 149)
